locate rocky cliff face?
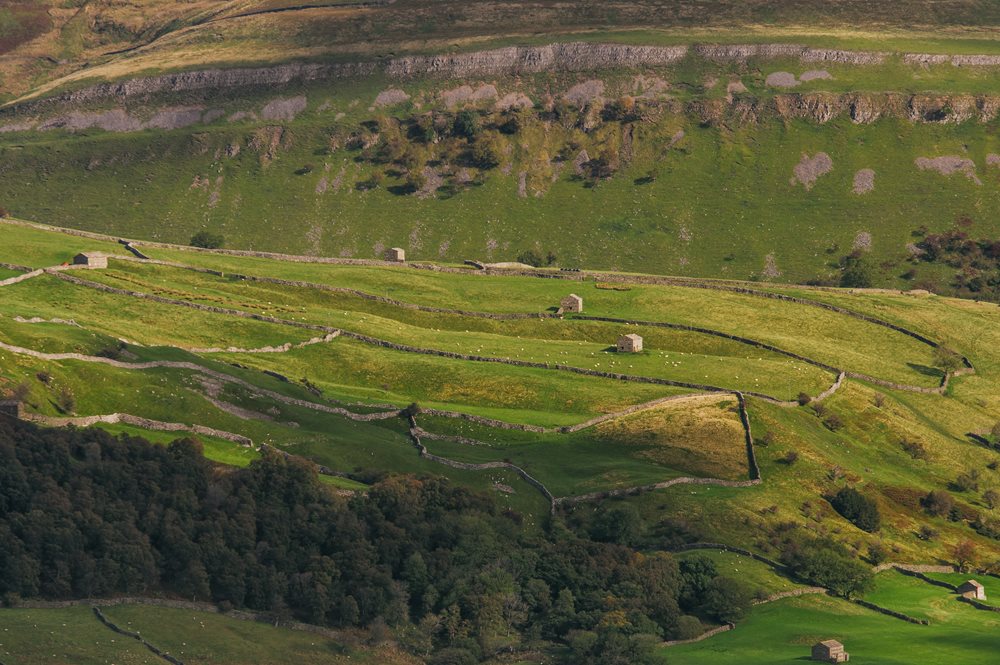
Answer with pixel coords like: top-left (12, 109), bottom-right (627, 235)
top-left (693, 44), bottom-right (887, 65)
top-left (6, 41), bottom-right (1000, 131)
top-left (13, 40), bottom-right (999, 116)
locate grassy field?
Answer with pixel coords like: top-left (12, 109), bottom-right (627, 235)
top-left (3, 222), bottom-right (1000, 563)
top-left (667, 573), bottom-right (1000, 664)
top-left (3, 106), bottom-right (1000, 295)
top-left (0, 604), bottom-right (417, 665)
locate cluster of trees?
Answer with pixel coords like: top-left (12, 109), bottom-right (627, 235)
top-left (779, 537), bottom-right (873, 598)
top-left (0, 419), bottom-right (707, 662)
top-left (912, 223), bottom-right (1000, 299)
top-left (350, 100), bottom-right (634, 197)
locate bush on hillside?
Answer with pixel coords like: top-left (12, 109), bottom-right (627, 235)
top-left (922, 489), bottom-right (956, 517)
top-left (190, 230), bottom-right (224, 249)
top-left (780, 537), bottom-right (873, 598)
top-left (840, 255), bottom-right (874, 288)
top-left (932, 345), bottom-right (964, 373)
top-left (830, 487), bottom-right (881, 532)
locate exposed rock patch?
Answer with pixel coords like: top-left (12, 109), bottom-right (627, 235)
top-left (791, 152), bottom-right (833, 189)
top-left (762, 253), bottom-right (781, 279)
top-left (696, 44), bottom-right (886, 64)
top-left (725, 80), bottom-right (747, 101)
top-left (564, 80), bottom-right (605, 107)
top-left (496, 92), bottom-right (533, 110)
top-left (799, 69), bottom-right (833, 82)
top-left (416, 166), bottom-right (444, 198)
top-left (987, 153), bottom-right (1000, 166)
top-left (766, 72), bottom-right (800, 88)
top-left (634, 76), bottom-right (670, 99)
top-left (373, 88), bottom-right (410, 107)
top-left (853, 168), bottom-right (876, 194)
top-left (260, 95), bottom-right (307, 121)
top-left (440, 84), bottom-right (497, 108)
top-left (853, 231), bottom-right (873, 252)
top-left (915, 156), bottom-right (981, 184)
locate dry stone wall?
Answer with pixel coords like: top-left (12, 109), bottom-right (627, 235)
top-left (92, 607), bottom-right (184, 665)
top-left (662, 623), bottom-right (735, 647)
top-left (753, 587), bottom-right (826, 605)
top-left (555, 476), bottom-right (761, 506)
top-left (407, 415), bottom-right (556, 512)
top-left (850, 598), bottom-right (929, 625)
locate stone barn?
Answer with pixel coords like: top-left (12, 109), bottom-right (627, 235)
top-left (618, 334), bottom-right (642, 353)
top-left (812, 640), bottom-right (849, 663)
top-left (617, 333), bottom-right (643, 353)
top-left (73, 252), bottom-right (108, 268)
top-left (560, 294), bottom-right (583, 313)
top-left (958, 580), bottom-right (986, 600)
top-left (0, 400), bottom-right (23, 419)
top-left (387, 247), bottom-right (406, 262)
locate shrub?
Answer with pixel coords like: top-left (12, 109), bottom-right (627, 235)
top-left (901, 438), bottom-right (929, 460)
top-left (873, 393), bottom-right (887, 408)
top-left (840, 256), bottom-right (874, 288)
top-left (517, 249), bottom-right (544, 267)
top-left (954, 469), bottom-right (981, 493)
top-left (954, 539), bottom-right (978, 572)
top-left (984, 488), bottom-right (1000, 510)
top-left (867, 542), bottom-right (889, 566)
top-left (932, 346), bottom-right (964, 373)
top-left (471, 132), bottom-right (502, 169)
top-left (453, 110), bottom-right (481, 139)
top-left (7, 381), bottom-right (30, 402)
top-left (830, 487), bottom-right (881, 533)
top-left (823, 414), bottom-right (845, 432)
top-left (674, 615), bottom-right (704, 640)
top-left (56, 386), bottom-right (75, 414)
top-left (780, 450), bottom-right (799, 465)
top-left (797, 392), bottom-right (812, 406)
top-left (917, 525), bottom-right (939, 541)
top-left (922, 490), bottom-right (955, 517)
top-left (190, 231), bottom-right (224, 249)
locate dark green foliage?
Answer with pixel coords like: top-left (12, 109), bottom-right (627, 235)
top-left (867, 542), bottom-right (889, 566)
top-left (781, 537), bottom-right (873, 598)
top-left (453, 111), bottom-right (481, 139)
top-left (830, 487), bottom-right (881, 533)
top-left (678, 555), bottom-right (717, 610)
top-left (190, 230), bottom-right (224, 249)
top-left (923, 489), bottom-right (956, 517)
top-left (675, 615), bottom-right (704, 640)
top-left (0, 420), bottom-right (687, 656)
top-left (702, 576), bottom-right (754, 623)
top-left (564, 627), bottom-right (661, 665)
top-left (915, 225), bottom-right (1000, 300)
top-left (932, 345), bottom-right (964, 373)
top-left (840, 255), bottom-right (874, 288)
top-left (471, 133), bottom-right (501, 168)
top-left (589, 503), bottom-right (645, 546)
